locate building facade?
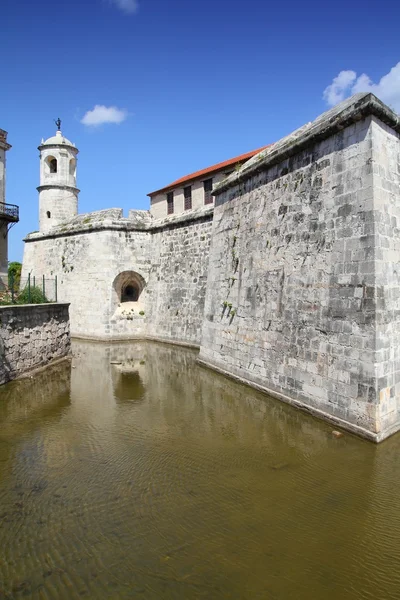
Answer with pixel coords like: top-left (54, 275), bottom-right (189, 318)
top-left (148, 147), bottom-right (266, 219)
top-left (22, 93), bottom-right (400, 442)
top-left (0, 129), bottom-right (19, 288)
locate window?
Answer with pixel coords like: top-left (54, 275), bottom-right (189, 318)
top-left (46, 156), bottom-right (58, 174)
top-left (203, 178), bottom-right (213, 204)
top-left (167, 191), bottom-right (174, 215)
top-left (184, 186), bottom-right (192, 210)
top-left (46, 211), bottom-right (51, 218)
top-left (69, 158), bottom-right (76, 177)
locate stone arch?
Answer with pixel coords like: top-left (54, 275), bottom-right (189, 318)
top-left (46, 156), bottom-right (58, 173)
top-left (113, 271), bottom-right (145, 305)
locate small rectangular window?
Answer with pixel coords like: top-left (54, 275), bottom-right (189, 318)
top-left (203, 178), bottom-right (213, 204)
top-left (167, 192), bottom-right (174, 215)
top-left (184, 186), bottom-right (192, 210)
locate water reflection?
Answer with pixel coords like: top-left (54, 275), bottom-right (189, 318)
top-left (0, 340), bottom-right (399, 598)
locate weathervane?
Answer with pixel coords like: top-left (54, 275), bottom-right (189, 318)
top-left (54, 118), bottom-right (62, 131)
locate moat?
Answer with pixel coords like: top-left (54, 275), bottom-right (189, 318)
top-left (0, 340), bottom-right (399, 599)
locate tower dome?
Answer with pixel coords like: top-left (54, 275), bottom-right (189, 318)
top-left (40, 130), bottom-right (75, 148)
top-left (37, 122), bottom-right (80, 233)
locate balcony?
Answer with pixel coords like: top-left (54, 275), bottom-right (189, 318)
top-left (0, 202), bottom-right (19, 223)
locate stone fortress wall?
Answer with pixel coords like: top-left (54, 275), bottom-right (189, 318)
top-left (199, 94), bottom-right (400, 442)
top-left (0, 303), bottom-right (70, 385)
top-left (22, 206), bottom-right (213, 345)
top-left (22, 93), bottom-right (400, 441)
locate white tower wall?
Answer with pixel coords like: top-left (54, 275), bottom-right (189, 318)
top-left (38, 129), bottom-right (79, 233)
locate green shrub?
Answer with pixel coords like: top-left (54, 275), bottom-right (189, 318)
top-left (17, 286), bottom-right (49, 305)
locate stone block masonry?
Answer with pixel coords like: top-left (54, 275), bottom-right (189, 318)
top-left (22, 207), bottom-right (213, 345)
top-left (199, 93), bottom-right (400, 442)
top-left (22, 92), bottom-right (400, 441)
top-left (145, 215), bottom-right (213, 345)
top-left (0, 303), bottom-right (70, 385)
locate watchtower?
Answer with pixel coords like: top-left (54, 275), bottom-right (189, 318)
top-left (38, 120), bottom-right (79, 233)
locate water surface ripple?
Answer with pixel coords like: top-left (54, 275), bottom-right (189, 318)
top-left (0, 340), bottom-right (399, 599)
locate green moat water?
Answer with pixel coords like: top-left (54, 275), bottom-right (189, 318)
top-left (0, 340), bottom-right (400, 599)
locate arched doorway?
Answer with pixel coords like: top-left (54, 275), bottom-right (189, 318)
top-left (112, 270), bottom-right (145, 306)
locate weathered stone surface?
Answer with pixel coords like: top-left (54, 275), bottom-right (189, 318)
top-left (21, 93), bottom-right (400, 441)
top-left (0, 304), bottom-right (70, 385)
top-left (199, 96), bottom-right (400, 442)
top-left (22, 209), bottom-right (213, 344)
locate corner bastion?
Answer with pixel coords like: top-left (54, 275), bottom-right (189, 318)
top-left (22, 92), bottom-right (400, 441)
top-left (198, 93), bottom-right (400, 442)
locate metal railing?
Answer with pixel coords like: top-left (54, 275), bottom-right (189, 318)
top-left (1, 273), bottom-right (58, 305)
top-left (0, 202), bottom-right (19, 222)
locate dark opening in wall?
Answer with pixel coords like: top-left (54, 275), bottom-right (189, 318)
top-left (184, 186), bottom-right (192, 210)
top-left (49, 158), bottom-right (57, 173)
top-left (121, 283), bottom-right (139, 302)
top-left (46, 211), bottom-right (51, 218)
top-left (167, 191), bottom-right (174, 215)
top-left (113, 270), bottom-right (145, 309)
top-left (204, 178), bottom-right (213, 204)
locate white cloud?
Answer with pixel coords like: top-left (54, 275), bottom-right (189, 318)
top-left (109, 0), bottom-right (139, 14)
top-left (81, 105), bottom-right (128, 127)
top-left (323, 62), bottom-right (400, 112)
top-left (323, 70), bottom-right (356, 106)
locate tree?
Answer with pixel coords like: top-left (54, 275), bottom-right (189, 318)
top-left (8, 261), bottom-right (22, 291)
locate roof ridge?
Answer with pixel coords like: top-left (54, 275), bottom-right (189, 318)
top-left (147, 145), bottom-right (270, 197)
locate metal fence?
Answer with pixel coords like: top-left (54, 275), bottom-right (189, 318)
top-left (7, 273), bottom-right (58, 304)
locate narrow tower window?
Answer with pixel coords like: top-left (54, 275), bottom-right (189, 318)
top-left (46, 211), bottom-right (51, 218)
top-left (49, 158), bottom-right (57, 173)
top-left (69, 158), bottom-right (76, 176)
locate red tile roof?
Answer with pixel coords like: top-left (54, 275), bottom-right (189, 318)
top-left (147, 145), bottom-right (270, 197)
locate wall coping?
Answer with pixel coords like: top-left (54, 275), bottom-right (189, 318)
top-left (213, 92), bottom-right (400, 196)
top-left (23, 206), bottom-right (214, 242)
top-left (0, 303), bottom-right (70, 312)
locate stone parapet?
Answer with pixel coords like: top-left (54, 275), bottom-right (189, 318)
top-left (199, 94), bottom-right (400, 442)
top-left (213, 93), bottom-right (400, 197)
top-left (24, 205), bottom-right (214, 241)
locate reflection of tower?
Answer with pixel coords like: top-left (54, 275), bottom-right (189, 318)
top-left (0, 129), bottom-right (19, 289)
top-left (37, 122), bottom-right (79, 233)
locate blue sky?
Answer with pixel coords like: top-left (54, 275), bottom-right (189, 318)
top-left (2, 0), bottom-right (400, 262)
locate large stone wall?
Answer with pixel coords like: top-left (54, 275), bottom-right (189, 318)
top-left (199, 94), bottom-right (400, 442)
top-left (21, 93), bottom-right (400, 440)
top-left (370, 118), bottom-right (400, 435)
top-left (0, 303), bottom-right (70, 385)
top-left (22, 207), bottom-right (213, 345)
top-left (146, 215), bottom-right (213, 345)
